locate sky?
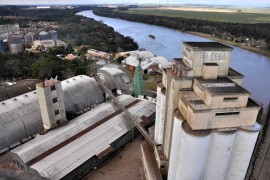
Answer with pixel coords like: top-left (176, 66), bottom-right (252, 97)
top-left (0, 0), bottom-right (269, 7)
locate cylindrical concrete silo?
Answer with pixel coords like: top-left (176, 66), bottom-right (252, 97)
top-left (174, 121), bottom-right (212, 180)
top-left (154, 84), bottom-right (162, 144)
top-left (167, 109), bottom-right (184, 180)
top-left (203, 129), bottom-right (237, 180)
top-left (159, 87), bottom-right (166, 144)
top-left (224, 122), bottom-right (261, 180)
top-left (39, 31), bottom-right (50, 41)
top-left (154, 82), bottom-right (166, 144)
top-left (48, 30), bottom-right (58, 42)
top-left (8, 35), bottom-right (23, 53)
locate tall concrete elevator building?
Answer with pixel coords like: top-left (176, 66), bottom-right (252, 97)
top-left (148, 42), bottom-right (261, 180)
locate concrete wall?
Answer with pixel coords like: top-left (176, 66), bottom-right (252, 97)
top-left (193, 79), bottom-right (249, 109)
top-left (162, 75), bottom-right (192, 158)
top-left (202, 64), bottom-right (218, 79)
top-left (182, 44), bottom-right (232, 77)
top-left (188, 107), bottom-right (259, 130)
top-left (193, 50), bottom-right (232, 77)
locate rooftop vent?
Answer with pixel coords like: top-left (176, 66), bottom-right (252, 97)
top-left (13, 98), bottom-right (17, 101)
top-left (24, 95), bottom-right (28, 97)
top-left (2, 102), bottom-right (5, 105)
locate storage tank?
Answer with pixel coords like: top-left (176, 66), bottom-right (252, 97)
top-left (154, 82), bottom-right (166, 144)
top-left (203, 129), bottom-right (237, 179)
top-left (167, 109), bottom-right (184, 180)
top-left (39, 31), bottom-right (50, 41)
top-left (48, 30), bottom-right (58, 42)
top-left (25, 32), bottom-right (36, 46)
top-left (225, 123), bottom-right (261, 180)
top-left (8, 35), bottom-right (23, 53)
top-left (0, 40), bottom-right (4, 53)
top-left (174, 121), bottom-right (212, 180)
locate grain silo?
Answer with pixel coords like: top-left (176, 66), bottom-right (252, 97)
top-left (8, 34), bottom-right (23, 53)
top-left (142, 42), bottom-right (262, 180)
top-left (24, 32), bottom-right (36, 46)
top-left (48, 30), bottom-right (58, 42)
top-left (39, 31), bottom-right (50, 41)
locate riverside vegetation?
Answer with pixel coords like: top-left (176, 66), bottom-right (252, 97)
top-left (93, 8), bottom-right (270, 56)
top-left (0, 6), bottom-right (138, 80)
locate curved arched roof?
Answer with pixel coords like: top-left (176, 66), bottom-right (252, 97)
top-left (0, 75), bottom-right (104, 150)
top-left (98, 68), bottom-right (132, 95)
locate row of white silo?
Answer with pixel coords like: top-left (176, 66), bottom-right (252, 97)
top-left (8, 34), bottom-right (23, 53)
top-left (167, 113), bottom-right (261, 180)
top-left (39, 30), bottom-right (58, 41)
top-left (154, 84), bottom-right (166, 145)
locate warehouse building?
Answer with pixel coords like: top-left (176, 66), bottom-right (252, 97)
top-left (11, 94), bottom-right (156, 179)
top-left (0, 68), bottom-right (134, 154)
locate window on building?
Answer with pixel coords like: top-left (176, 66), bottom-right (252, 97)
top-left (55, 110), bottom-right (60, 115)
top-left (216, 112), bottom-right (240, 117)
top-left (51, 85), bottom-right (56, 91)
top-left (180, 97), bottom-right (188, 108)
top-left (56, 120), bottom-right (61, 125)
top-left (196, 83), bottom-right (204, 91)
top-left (52, 97), bottom-right (58, 103)
top-left (224, 97), bottom-right (238, 101)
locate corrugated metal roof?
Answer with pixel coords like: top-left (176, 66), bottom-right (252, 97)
top-left (98, 68), bottom-right (131, 91)
top-left (12, 95), bottom-right (156, 180)
top-left (0, 75), bottom-right (104, 150)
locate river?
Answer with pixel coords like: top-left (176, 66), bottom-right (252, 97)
top-left (77, 10), bottom-right (270, 108)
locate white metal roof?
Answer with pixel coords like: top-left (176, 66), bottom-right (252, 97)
top-left (12, 95), bottom-right (156, 180)
top-left (103, 63), bottom-right (120, 69)
top-left (0, 75), bottom-right (104, 150)
top-left (98, 68), bottom-right (130, 88)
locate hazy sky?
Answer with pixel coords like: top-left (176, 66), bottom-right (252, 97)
top-left (0, 0), bottom-right (269, 7)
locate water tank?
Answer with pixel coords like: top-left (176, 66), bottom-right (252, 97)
top-left (25, 32), bottom-right (36, 46)
top-left (39, 31), bottom-right (50, 41)
top-left (8, 35), bottom-right (23, 53)
top-left (0, 40), bottom-right (4, 53)
top-left (48, 30), bottom-right (58, 42)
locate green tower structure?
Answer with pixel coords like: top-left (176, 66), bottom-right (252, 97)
top-left (133, 58), bottom-right (144, 97)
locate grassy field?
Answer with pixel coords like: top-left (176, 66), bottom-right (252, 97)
top-left (126, 8), bottom-right (270, 23)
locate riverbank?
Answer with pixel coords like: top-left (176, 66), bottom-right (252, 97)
top-left (187, 31), bottom-right (270, 57)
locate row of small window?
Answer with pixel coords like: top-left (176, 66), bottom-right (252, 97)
top-left (224, 97), bottom-right (238, 101)
top-left (215, 112), bottom-right (240, 117)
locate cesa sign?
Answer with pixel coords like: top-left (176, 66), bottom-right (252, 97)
top-left (201, 52), bottom-right (226, 62)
